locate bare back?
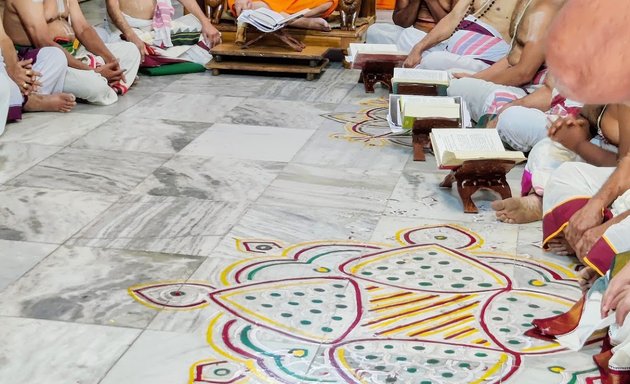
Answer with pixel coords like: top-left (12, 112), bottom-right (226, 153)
top-left (4, 0), bottom-right (74, 45)
top-left (507, 0), bottom-right (564, 65)
top-left (119, 0), bottom-right (157, 21)
top-left (477, 0), bottom-right (519, 42)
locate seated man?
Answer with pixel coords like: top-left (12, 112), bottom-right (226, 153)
top-left (103, 0), bottom-right (222, 61)
top-left (446, 0), bottom-right (565, 122)
top-left (494, 104), bottom-right (628, 225)
top-left (3, 0), bottom-right (141, 106)
top-left (489, 76), bottom-right (582, 152)
top-left (402, 0), bottom-right (518, 73)
top-left (366, 0), bottom-right (457, 53)
top-left (0, 12), bottom-right (75, 129)
top-left (230, 0), bottom-right (339, 31)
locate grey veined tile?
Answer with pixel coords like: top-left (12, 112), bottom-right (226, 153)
top-left (0, 186), bottom-right (119, 244)
top-left (118, 92), bottom-right (242, 123)
top-left (217, 98), bottom-right (336, 130)
top-left (0, 245), bottom-right (204, 327)
top-left (0, 317), bottom-right (140, 384)
top-left (256, 163), bottom-right (400, 214)
top-left (0, 113), bottom-right (112, 146)
top-left (7, 148), bottom-right (170, 194)
top-left (0, 142), bottom-right (62, 184)
top-left (69, 194), bottom-right (249, 256)
top-left (132, 155), bottom-right (284, 201)
top-left (72, 116), bottom-right (210, 154)
top-left (0, 240), bottom-right (58, 292)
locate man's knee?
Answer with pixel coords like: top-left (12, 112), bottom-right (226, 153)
top-left (447, 78), bottom-right (485, 97)
top-left (108, 42), bottom-right (142, 67)
top-left (496, 106), bottom-right (534, 151)
top-left (35, 47), bottom-right (68, 74)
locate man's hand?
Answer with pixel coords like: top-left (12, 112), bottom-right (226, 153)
top-left (95, 60), bottom-right (125, 84)
top-left (452, 72), bottom-right (474, 79)
top-left (564, 202), bottom-right (605, 253)
top-left (548, 116), bottom-right (591, 152)
top-left (201, 21), bottom-right (222, 48)
top-left (127, 34), bottom-right (149, 63)
top-left (403, 45), bottom-right (423, 68)
top-left (602, 262), bottom-right (630, 324)
top-left (8, 59), bottom-right (42, 95)
top-left (574, 222), bottom-right (610, 262)
top-left (233, 0), bottom-right (252, 16)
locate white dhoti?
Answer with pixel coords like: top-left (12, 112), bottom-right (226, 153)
top-left (496, 106), bottom-right (549, 152)
top-left (419, 50), bottom-right (491, 73)
top-left (543, 163), bottom-right (630, 275)
top-left (1, 47), bottom-right (68, 124)
top-left (365, 24), bottom-right (447, 55)
top-left (447, 78), bottom-right (529, 122)
top-left (64, 42), bottom-right (141, 106)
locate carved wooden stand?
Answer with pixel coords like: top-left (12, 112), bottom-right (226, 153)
top-left (411, 118), bottom-right (461, 161)
top-left (439, 159), bottom-right (515, 214)
top-left (240, 28), bottom-right (306, 52)
top-left (359, 61), bottom-right (396, 93)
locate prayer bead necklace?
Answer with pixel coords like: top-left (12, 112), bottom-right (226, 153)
top-left (451, 0), bottom-right (497, 36)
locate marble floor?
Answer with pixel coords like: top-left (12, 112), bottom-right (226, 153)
top-left (0, 2), bottom-right (601, 384)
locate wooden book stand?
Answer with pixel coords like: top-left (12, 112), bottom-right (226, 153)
top-left (439, 159), bottom-right (515, 214)
top-left (411, 118), bottom-right (461, 161)
top-left (239, 27), bottom-right (306, 52)
top-left (395, 83), bottom-right (439, 96)
top-left (359, 61), bottom-right (396, 92)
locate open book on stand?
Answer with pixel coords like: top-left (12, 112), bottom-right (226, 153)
top-left (346, 43), bottom-right (407, 69)
top-left (430, 128), bottom-right (526, 169)
top-left (237, 8), bottom-right (310, 33)
top-left (387, 95), bottom-right (465, 133)
top-left (392, 68), bottom-right (450, 96)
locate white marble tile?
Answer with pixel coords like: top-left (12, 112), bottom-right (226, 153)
top-left (212, 201), bottom-right (382, 256)
top-left (0, 246), bottom-right (204, 327)
top-left (292, 126), bottom-right (411, 172)
top-left (69, 194), bottom-right (248, 256)
top-left (386, 170), bottom-right (522, 223)
top-left (7, 148), bottom-right (170, 194)
top-left (100, 328), bottom-right (261, 384)
top-left (0, 186), bottom-right (118, 243)
top-left (260, 67), bottom-right (359, 103)
top-left (119, 92), bottom-right (242, 123)
top-left (256, 163), bottom-right (400, 213)
top-left (179, 123), bottom-right (315, 162)
top-left (217, 98), bottom-right (336, 130)
top-left (0, 142), bottom-right (61, 184)
top-left (0, 113), bottom-right (112, 146)
top-left (131, 155), bottom-right (284, 201)
top-left (0, 317), bottom-right (140, 384)
top-left (0, 240), bottom-right (57, 291)
top-left (71, 116), bottom-right (210, 154)
top-left (164, 72), bottom-right (272, 97)
top-left (341, 82), bottom-right (391, 105)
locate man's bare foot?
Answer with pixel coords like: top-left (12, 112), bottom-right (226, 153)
top-left (491, 195), bottom-right (543, 224)
top-left (24, 93), bottom-right (76, 113)
top-left (546, 235), bottom-right (575, 256)
top-left (577, 266), bottom-right (598, 292)
top-left (291, 17), bottom-right (331, 31)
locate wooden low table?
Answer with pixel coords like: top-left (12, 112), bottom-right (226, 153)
top-left (439, 159), bottom-right (515, 214)
top-left (208, 42), bottom-right (330, 80)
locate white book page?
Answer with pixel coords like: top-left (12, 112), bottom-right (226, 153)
top-left (393, 68), bottom-right (449, 83)
top-left (400, 96), bottom-right (456, 107)
top-left (431, 129), bottom-right (505, 153)
top-left (348, 43), bottom-right (401, 61)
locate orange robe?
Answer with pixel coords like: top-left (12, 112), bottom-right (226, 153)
top-left (229, 0), bottom-right (339, 19)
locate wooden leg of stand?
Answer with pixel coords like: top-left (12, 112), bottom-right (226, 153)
top-left (440, 172), bottom-right (455, 188)
top-left (413, 133), bottom-right (426, 161)
top-left (495, 178), bottom-right (513, 199)
top-left (457, 181), bottom-right (479, 214)
top-left (363, 73), bottom-right (376, 93)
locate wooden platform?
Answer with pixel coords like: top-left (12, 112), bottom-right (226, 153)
top-left (207, 42), bottom-right (330, 80)
top-left (214, 17), bottom-right (373, 51)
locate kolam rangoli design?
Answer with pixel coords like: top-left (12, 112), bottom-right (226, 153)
top-left (130, 224), bottom-right (602, 383)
